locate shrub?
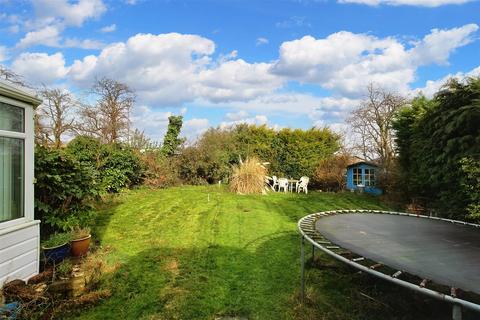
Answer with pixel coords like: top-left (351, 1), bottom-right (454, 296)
top-left (65, 136), bottom-right (144, 193)
top-left (42, 232), bottom-right (73, 248)
top-left (142, 151), bottom-right (180, 188)
top-left (65, 136), bottom-right (102, 167)
top-left (176, 125), bottom-right (341, 186)
top-left (461, 157), bottom-right (480, 222)
top-left (230, 157), bottom-right (267, 194)
top-left (35, 146), bottom-right (99, 232)
top-left (393, 78), bottom-right (480, 219)
top-left (99, 143), bottom-right (144, 192)
top-left (313, 154), bottom-right (350, 191)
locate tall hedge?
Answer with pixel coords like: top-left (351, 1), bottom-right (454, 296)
top-left (393, 78), bottom-right (480, 220)
top-left (177, 124), bottom-right (341, 185)
top-left (35, 146), bottom-right (99, 232)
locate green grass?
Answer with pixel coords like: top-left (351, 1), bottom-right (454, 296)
top-left (67, 186), bottom-right (458, 320)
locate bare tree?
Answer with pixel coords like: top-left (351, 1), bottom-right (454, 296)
top-left (0, 65), bottom-right (26, 86)
top-left (347, 84), bottom-right (407, 170)
top-left (37, 88), bottom-right (77, 148)
top-left (129, 128), bottom-right (159, 151)
top-left (78, 78), bottom-right (135, 143)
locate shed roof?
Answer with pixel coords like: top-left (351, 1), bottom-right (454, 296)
top-left (0, 80), bottom-right (42, 107)
top-left (346, 160), bottom-right (379, 168)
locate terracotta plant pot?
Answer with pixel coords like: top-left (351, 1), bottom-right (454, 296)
top-left (70, 235), bottom-right (91, 257)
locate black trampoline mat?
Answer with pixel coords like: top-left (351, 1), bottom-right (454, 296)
top-left (315, 213), bottom-right (480, 294)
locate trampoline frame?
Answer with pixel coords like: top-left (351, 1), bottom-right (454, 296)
top-left (298, 209), bottom-right (480, 320)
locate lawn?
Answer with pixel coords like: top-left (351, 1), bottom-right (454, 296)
top-left (68, 186), bottom-right (456, 320)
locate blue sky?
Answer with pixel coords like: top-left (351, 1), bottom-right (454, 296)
top-left (1, 0), bottom-right (479, 141)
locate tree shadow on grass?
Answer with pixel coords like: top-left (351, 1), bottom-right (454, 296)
top-left (66, 232), bottom-right (474, 320)
top-left (91, 195), bottom-right (125, 244)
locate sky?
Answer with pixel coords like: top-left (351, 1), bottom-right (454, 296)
top-left (1, 0), bottom-right (479, 142)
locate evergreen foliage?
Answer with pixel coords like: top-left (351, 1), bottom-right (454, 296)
top-left (161, 115), bottom-right (185, 157)
top-left (35, 146), bottom-right (99, 232)
top-left (177, 124), bottom-right (341, 185)
top-left (393, 78), bottom-right (480, 220)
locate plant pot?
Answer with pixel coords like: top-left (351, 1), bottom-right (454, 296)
top-left (70, 235), bottom-right (91, 257)
top-left (42, 243), bottom-right (70, 264)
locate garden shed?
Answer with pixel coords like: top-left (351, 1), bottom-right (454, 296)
top-left (0, 80), bottom-right (42, 286)
top-left (346, 160), bottom-right (382, 195)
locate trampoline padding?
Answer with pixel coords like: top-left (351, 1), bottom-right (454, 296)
top-left (315, 214), bottom-right (480, 294)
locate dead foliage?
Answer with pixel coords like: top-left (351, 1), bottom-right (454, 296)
top-left (230, 157), bottom-right (267, 194)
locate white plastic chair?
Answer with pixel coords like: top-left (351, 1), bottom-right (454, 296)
top-left (271, 175), bottom-right (279, 191)
top-left (297, 176), bottom-right (309, 194)
top-left (278, 178), bottom-right (289, 193)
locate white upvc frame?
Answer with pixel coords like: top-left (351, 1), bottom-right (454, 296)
top-left (0, 94), bottom-right (35, 230)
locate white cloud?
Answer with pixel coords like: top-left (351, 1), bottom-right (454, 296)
top-left (414, 65), bottom-right (480, 97)
top-left (64, 38), bottom-right (104, 49)
top-left (17, 25), bottom-right (61, 48)
top-left (338, 0), bottom-right (474, 6)
top-left (220, 113), bottom-right (268, 129)
top-left (100, 24), bottom-right (116, 33)
top-left (11, 52), bottom-right (68, 85)
top-left (183, 118), bottom-right (210, 140)
top-left (131, 105), bottom-right (173, 142)
top-left (256, 37), bottom-right (269, 46)
top-left (225, 110), bottom-right (249, 121)
top-left (409, 24), bottom-right (478, 65)
top-left (0, 46), bottom-right (8, 62)
top-left (31, 0), bottom-right (107, 27)
top-left (68, 32), bottom-right (283, 105)
top-left (272, 24), bottom-right (478, 96)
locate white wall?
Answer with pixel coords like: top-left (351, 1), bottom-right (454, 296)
top-left (0, 83), bottom-right (41, 286)
top-left (0, 221), bottom-right (40, 285)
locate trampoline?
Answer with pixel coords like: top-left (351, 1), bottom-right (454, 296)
top-left (298, 210), bottom-right (480, 320)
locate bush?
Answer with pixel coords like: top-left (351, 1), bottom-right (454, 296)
top-left (313, 154), bottom-right (350, 191)
top-left (65, 136), bottom-right (144, 193)
top-left (35, 146), bottom-right (99, 233)
top-left (99, 143), bottom-right (144, 192)
top-left (393, 78), bottom-right (480, 219)
top-left (175, 125), bottom-right (341, 186)
top-left (142, 151), bottom-right (180, 188)
top-left (230, 157), bottom-right (267, 194)
top-left (461, 157), bottom-right (480, 222)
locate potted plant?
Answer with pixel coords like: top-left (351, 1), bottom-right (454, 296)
top-left (42, 233), bottom-right (72, 264)
top-left (70, 227), bottom-right (91, 257)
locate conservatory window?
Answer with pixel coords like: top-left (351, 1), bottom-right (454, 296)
top-left (353, 168), bottom-right (361, 185)
top-left (364, 168), bottom-right (376, 187)
top-left (0, 103), bottom-right (25, 223)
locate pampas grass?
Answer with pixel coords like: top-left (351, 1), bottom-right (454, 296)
top-left (230, 157), bottom-right (267, 194)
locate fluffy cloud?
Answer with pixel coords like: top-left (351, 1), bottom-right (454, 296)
top-left (272, 24), bottom-right (478, 96)
top-left (64, 38), bottom-right (104, 49)
top-left (31, 0), bottom-right (106, 27)
top-left (68, 33), bottom-right (283, 105)
top-left (183, 118), bottom-right (210, 140)
top-left (11, 52), bottom-right (68, 85)
top-left (338, 0), bottom-right (474, 6)
top-left (409, 24), bottom-right (478, 65)
top-left (220, 113), bottom-right (268, 129)
top-left (414, 65), bottom-right (480, 97)
top-left (17, 25), bottom-right (61, 48)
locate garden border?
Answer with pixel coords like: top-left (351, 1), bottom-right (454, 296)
top-left (297, 209), bottom-right (480, 320)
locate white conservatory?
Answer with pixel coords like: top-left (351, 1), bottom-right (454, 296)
top-left (0, 80), bottom-right (42, 286)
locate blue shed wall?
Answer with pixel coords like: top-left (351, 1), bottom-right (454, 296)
top-left (346, 163), bottom-right (383, 195)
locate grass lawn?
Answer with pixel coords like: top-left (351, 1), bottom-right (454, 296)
top-left (68, 186), bottom-right (457, 320)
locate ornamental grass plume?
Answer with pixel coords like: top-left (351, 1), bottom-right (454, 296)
top-left (230, 156), bottom-right (267, 194)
